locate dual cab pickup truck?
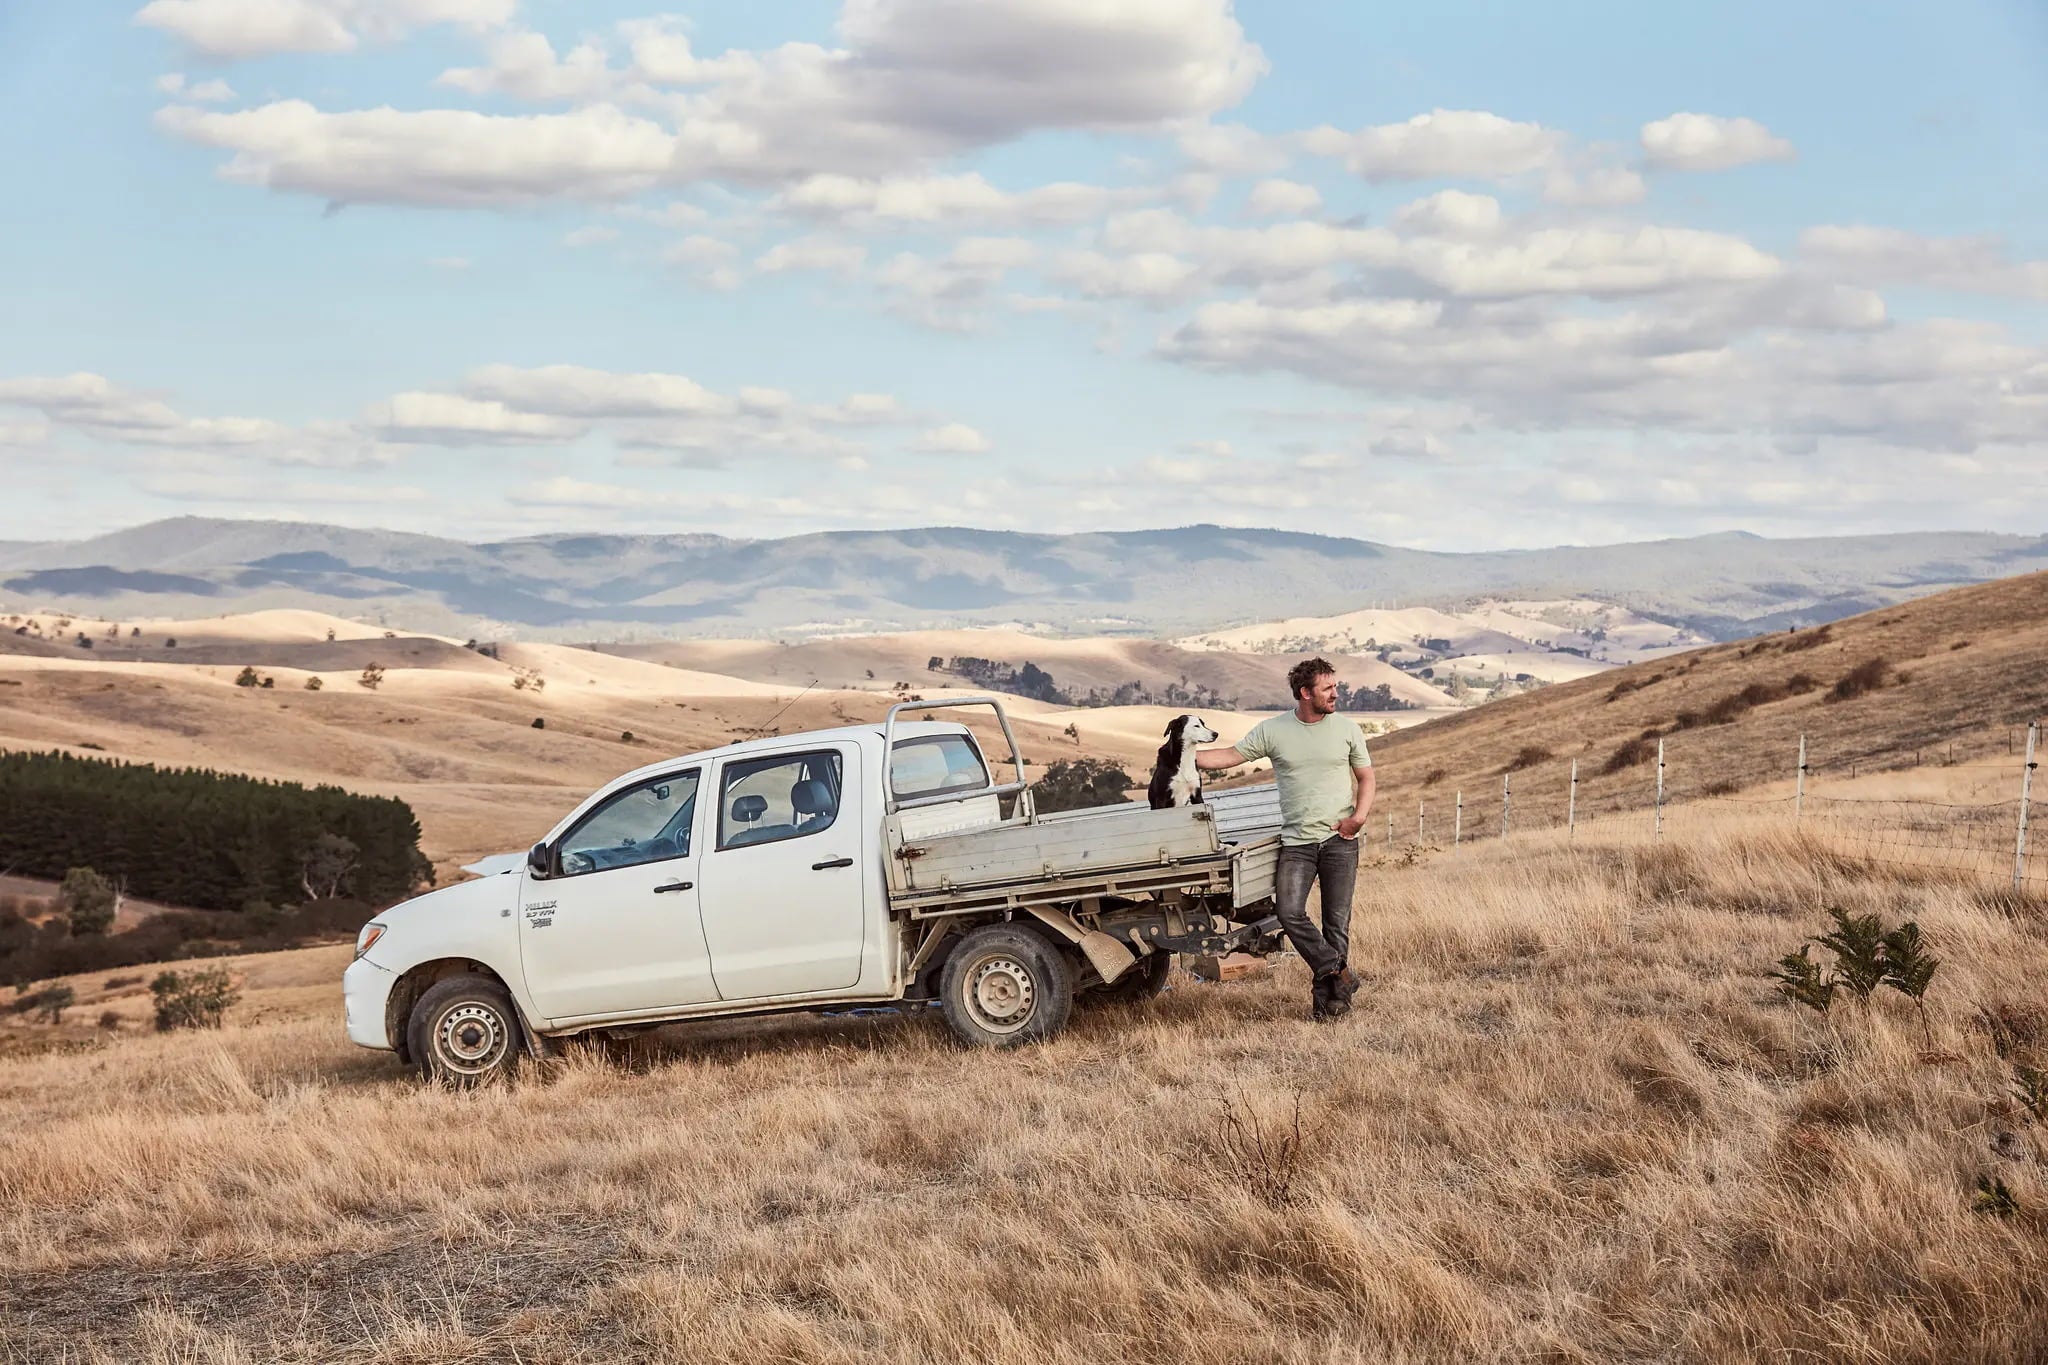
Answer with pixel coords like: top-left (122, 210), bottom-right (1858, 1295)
top-left (344, 696), bottom-right (1287, 1084)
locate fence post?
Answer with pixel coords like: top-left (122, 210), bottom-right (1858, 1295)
top-left (1796, 734), bottom-right (1807, 821)
top-left (2018, 722), bottom-right (2039, 892)
top-left (1502, 773), bottom-right (1512, 839)
top-left (1418, 800), bottom-right (1425, 844)
top-left (1454, 790), bottom-right (1463, 848)
top-left (1655, 738), bottom-right (1666, 841)
top-left (1568, 759), bottom-right (1577, 842)
top-left (1388, 812), bottom-right (1395, 847)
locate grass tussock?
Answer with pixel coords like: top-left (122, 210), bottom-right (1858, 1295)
top-left (1827, 657), bottom-right (1895, 703)
top-left (2, 821), bottom-right (2047, 1362)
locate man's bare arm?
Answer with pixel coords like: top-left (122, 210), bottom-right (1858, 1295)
top-left (1195, 746), bottom-right (1249, 772)
top-left (1336, 766), bottom-right (1376, 839)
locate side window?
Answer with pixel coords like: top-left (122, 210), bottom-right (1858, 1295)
top-left (891, 735), bottom-right (990, 799)
top-left (719, 750), bottom-right (844, 851)
top-left (558, 770), bottom-right (700, 877)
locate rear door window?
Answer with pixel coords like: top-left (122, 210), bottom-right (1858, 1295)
top-left (718, 750), bottom-right (845, 850)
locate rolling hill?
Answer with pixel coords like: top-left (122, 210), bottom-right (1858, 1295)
top-left (1359, 570), bottom-right (2048, 833)
top-left (3, 516), bottom-right (2043, 640)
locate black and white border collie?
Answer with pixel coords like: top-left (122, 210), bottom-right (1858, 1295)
top-left (1149, 714), bottom-right (1220, 810)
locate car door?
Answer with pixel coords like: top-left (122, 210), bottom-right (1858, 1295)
top-left (696, 742), bottom-right (867, 1000)
top-left (518, 766), bottom-right (720, 1021)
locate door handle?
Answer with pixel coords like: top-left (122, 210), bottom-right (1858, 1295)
top-left (811, 857), bottom-right (855, 871)
top-left (654, 880), bottom-right (693, 893)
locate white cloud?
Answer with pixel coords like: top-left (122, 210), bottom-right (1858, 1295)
top-left (1800, 225), bottom-right (2048, 302)
top-left (911, 422), bottom-right (992, 453)
top-left (164, 0), bottom-right (1265, 205)
top-left (1392, 189), bottom-right (1502, 237)
top-left (371, 393), bottom-right (585, 445)
top-left (135, 0), bottom-right (512, 61)
top-left (156, 72), bottom-right (235, 102)
top-left (464, 364), bottom-right (737, 419)
top-left (1243, 179), bottom-right (1322, 217)
top-left (1542, 163), bottom-right (1645, 206)
top-left (1301, 109), bottom-right (1563, 182)
top-left (771, 171), bottom-right (1162, 229)
top-left (755, 236), bottom-right (869, 276)
top-left (1640, 113), bottom-right (1795, 172)
top-left (1177, 121), bottom-right (1290, 175)
top-left (1051, 249), bottom-right (1199, 302)
top-left (156, 101), bottom-right (677, 208)
top-left (563, 225), bottom-right (620, 247)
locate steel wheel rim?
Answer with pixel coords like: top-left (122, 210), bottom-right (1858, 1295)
top-left (435, 1002), bottom-right (509, 1073)
top-left (966, 955), bottom-right (1036, 1035)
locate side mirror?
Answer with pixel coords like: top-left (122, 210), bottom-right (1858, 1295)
top-left (527, 842), bottom-right (551, 877)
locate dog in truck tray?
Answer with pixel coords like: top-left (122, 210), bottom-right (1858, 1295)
top-left (1149, 714), bottom-right (1220, 809)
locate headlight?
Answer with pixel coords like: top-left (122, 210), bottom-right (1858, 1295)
top-left (354, 922), bottom-right (388, 960)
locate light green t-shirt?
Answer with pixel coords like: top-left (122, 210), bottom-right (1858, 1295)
top-left (1234, 711), bottom-right (1372, 846)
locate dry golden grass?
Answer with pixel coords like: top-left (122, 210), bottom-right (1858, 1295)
top-left (5, 818), bottom-right (2047, 1363)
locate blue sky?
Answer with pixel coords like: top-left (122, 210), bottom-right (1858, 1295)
top-left (1, 0), bottom-right (2044, 548)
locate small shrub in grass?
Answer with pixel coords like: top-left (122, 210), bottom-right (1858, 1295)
top-left (2014, 1066), bottom-right (2048, 1123)
top-left (1972, 1175), bottom-right (2019, 1217)
top-left (17, 983), bottom-right (76, 1023)
top-left (97, 1009), bottom-right (121, 1030)
top-left (1772, 906), bottom-right (1941, 1041)
top-left (1504, 744), bottom-right (1551, 773)
top-left (1602, 736), bottom-right (1657, 774)
top-left (1782, 624), bottom-right (1833, 653)
top-left (103, 974), bottom-right (142, 991)
top-left (234, 666), bottom-right (261, 688)
top-left (304, 676), bottom-right (323, 691)
top-left (1422, 766), bottom-right (1446, 786)
top-left (1212, 1086), bottom-right (1314, 1209)
top-left (1825, 658), bottom-right (1891, 703)
top-left (620, 730), bottom-right (635, 743)
top-left (151, 967), bottom-right (238, 1031)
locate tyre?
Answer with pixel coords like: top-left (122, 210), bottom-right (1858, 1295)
top-left (1084, 949), bottom-right (1176, 1006)
top-left (938, 923), bottom-right (1075, 1048)
top-left (407, 974), bottom-right (523, 1086)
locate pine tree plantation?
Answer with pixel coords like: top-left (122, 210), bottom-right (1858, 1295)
top-left (0, 750), bottom-right (432, 912)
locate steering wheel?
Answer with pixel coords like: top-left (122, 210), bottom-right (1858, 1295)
top-left (561, 850), bottom-right (595, 875)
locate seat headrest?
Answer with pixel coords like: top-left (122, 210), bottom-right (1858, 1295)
top-left (731, 794), bottom-right (769, 823)
top-left (791, 779), bottom-right (833, 816)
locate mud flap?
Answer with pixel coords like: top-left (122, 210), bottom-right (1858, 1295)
top-left (1022, 905), bottom-right (1139, 983)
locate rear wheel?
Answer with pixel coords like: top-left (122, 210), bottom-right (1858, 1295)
top-left (939, 924), bottom-right (1074, 1048)
top-left (408, 974), bottom-right (522, 1086)
top-left (1085, 949), bottom-right (1176, 1006)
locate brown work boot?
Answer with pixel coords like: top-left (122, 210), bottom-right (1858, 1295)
top-left (1328, 967), bottom-right (1361, 1010)
top-left (1311, 970), bottom-right (1351, 1021)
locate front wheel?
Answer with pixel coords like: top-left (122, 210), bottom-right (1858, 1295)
top-left (938, 924), bottom-right (1075, 1048)
top-left (408, 974), bottom-right (523, 1086)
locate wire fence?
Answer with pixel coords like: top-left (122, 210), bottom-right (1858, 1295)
top-left (1401, 722), bottom-right (2046, 892)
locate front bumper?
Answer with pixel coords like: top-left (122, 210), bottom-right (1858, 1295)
top-left (343, 955), bottom-right (398, 1050)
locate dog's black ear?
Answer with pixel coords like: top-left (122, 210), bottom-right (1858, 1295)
top-left (1163, 715), bottom-right (1183, 738)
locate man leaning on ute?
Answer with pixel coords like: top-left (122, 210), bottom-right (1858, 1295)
top-left (1197, 657), bottom-right (1376, 1020)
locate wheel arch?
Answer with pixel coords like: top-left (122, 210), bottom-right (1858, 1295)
top-left (385, 957), bottom-right (535, 1062)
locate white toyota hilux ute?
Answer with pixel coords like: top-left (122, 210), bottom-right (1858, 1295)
top-left (345, 696), bottom-right (1287, 1084)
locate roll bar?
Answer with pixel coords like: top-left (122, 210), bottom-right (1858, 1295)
top-left (882, 694), bottom-right (1035, 823)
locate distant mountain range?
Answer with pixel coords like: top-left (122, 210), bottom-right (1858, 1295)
top-left (1, 517), bottom-right (2042, 641)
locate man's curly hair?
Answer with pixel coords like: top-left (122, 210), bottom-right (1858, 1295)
top-left (1287, 656), bottom-right (1335, 702)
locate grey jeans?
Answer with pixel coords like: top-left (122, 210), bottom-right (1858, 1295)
top-left (1274, 835), bottom-right (1359, 978)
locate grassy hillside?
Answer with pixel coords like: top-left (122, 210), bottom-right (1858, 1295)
top-left (3, 822), bottom-right (2044, 1361)
top-left (1366, 571), bottom-right (2048, 833)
